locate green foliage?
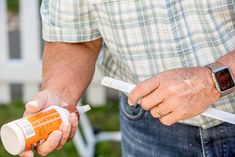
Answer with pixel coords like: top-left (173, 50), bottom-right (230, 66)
top-left (7, 0), bottom-right (19, 13)
top-left (87, 99), bottom-right (120, 131)
top-left (0, 99), bottom-right (121, 157)
top-left (95, 141), bottom-right (121, 157)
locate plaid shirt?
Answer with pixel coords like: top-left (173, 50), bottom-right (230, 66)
top-left (41, 0), bottom-right (235, 129)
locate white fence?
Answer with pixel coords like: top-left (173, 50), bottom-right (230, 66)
top-left (0, 0), bottom-right (106, 105)
top-left (0, 1), bottom-right (120, 157)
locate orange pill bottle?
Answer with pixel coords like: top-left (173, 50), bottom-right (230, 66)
top-left (0, 105), bottom-right (90, 155)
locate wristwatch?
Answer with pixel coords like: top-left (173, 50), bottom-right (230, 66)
top-left (206, 62), bottom-right (235, 97)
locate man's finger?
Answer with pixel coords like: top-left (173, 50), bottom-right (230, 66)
top-left (140, 89), bottom-right (165, 110)
top-left (25, 101), bottom-right (43, 114)
top-left (128, 77), bottom-right (160, 105)
top-left (68, 113), bottom-right (78, 140)
top-left (150, 103), bottom-right (172, 118)
top-left (19, 150), bottom-right (34, 157)
top-left (56, 122), bottom-right (71, 150)
top-left (36, 130), bottom-right (62, 156)
top-left (159, 112), bottom-right (181, 126)
top-left (25, 91), bottom-right (48, 113)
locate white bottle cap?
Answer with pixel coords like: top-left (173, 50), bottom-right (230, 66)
top-left (1, 121), bottom-right (25, 155)
top-left (76, 105), bottom-right (91, 114)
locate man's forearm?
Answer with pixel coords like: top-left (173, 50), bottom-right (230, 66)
top-left (41, 38), bottom-right (102, 105)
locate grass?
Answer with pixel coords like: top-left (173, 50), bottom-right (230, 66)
top-left (0, 99), bottom-right (121, 157)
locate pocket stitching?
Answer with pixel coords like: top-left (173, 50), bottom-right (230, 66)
top-left (120, 95), bottom-right (146, 121)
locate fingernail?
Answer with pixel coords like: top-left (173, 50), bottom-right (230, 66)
top-left (128, 99), bottom-right (135, 106)
top-left (27, 100), bottom-right (38, 108)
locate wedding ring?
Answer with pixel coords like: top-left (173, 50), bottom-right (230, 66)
top-left (156, 107), bottom-right (163, 117)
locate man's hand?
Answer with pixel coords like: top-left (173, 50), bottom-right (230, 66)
top-left (128, 67), bottom-right (221, 126)
top-left (19, 90), bottom-right (79, 157)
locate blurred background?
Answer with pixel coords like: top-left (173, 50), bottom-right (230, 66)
top-left (0, 0), bottom-right (121, 156)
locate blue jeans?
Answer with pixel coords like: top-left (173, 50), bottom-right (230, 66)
top-left (119, 93), bottom-right (235, 157)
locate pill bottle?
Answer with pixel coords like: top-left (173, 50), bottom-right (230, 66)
top-left (0, 104), bottom-right (91, 155)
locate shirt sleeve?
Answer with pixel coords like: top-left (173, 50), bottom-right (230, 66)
top-left (41, 0), bottom-right (101, 42)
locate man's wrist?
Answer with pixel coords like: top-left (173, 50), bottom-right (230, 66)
top-left (41, 75), bottom-right (83, 105)
top-left (201, 67), bottom-right (221, 98)
top-left (42, 85), bottom-right (79, 106)
top-left (202, 67), bottom-right (217, 89)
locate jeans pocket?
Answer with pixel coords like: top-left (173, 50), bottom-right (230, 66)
top-left (119, 93), bottom-right (145, 121)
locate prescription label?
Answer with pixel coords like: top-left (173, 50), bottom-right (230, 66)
top-left (15, 108), bottom-right (62, 150)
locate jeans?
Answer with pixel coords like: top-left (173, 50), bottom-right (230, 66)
top-left (119, 93), bottom-right (235, 157)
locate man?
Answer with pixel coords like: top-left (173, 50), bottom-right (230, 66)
top-left (20, 0), bottom-right (235, 157)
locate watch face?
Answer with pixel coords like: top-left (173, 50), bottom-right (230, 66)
top-left (215, 68), bottom-right (235, 91)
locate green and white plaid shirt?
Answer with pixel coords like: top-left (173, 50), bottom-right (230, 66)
top-left (41, 0), bottom-right (235, 129)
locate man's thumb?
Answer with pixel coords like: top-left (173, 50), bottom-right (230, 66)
top-left (25, 92), bottom-right (47, 113)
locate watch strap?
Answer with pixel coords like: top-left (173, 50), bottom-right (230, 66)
top-left (206, 62), bottom-right (227, 71)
